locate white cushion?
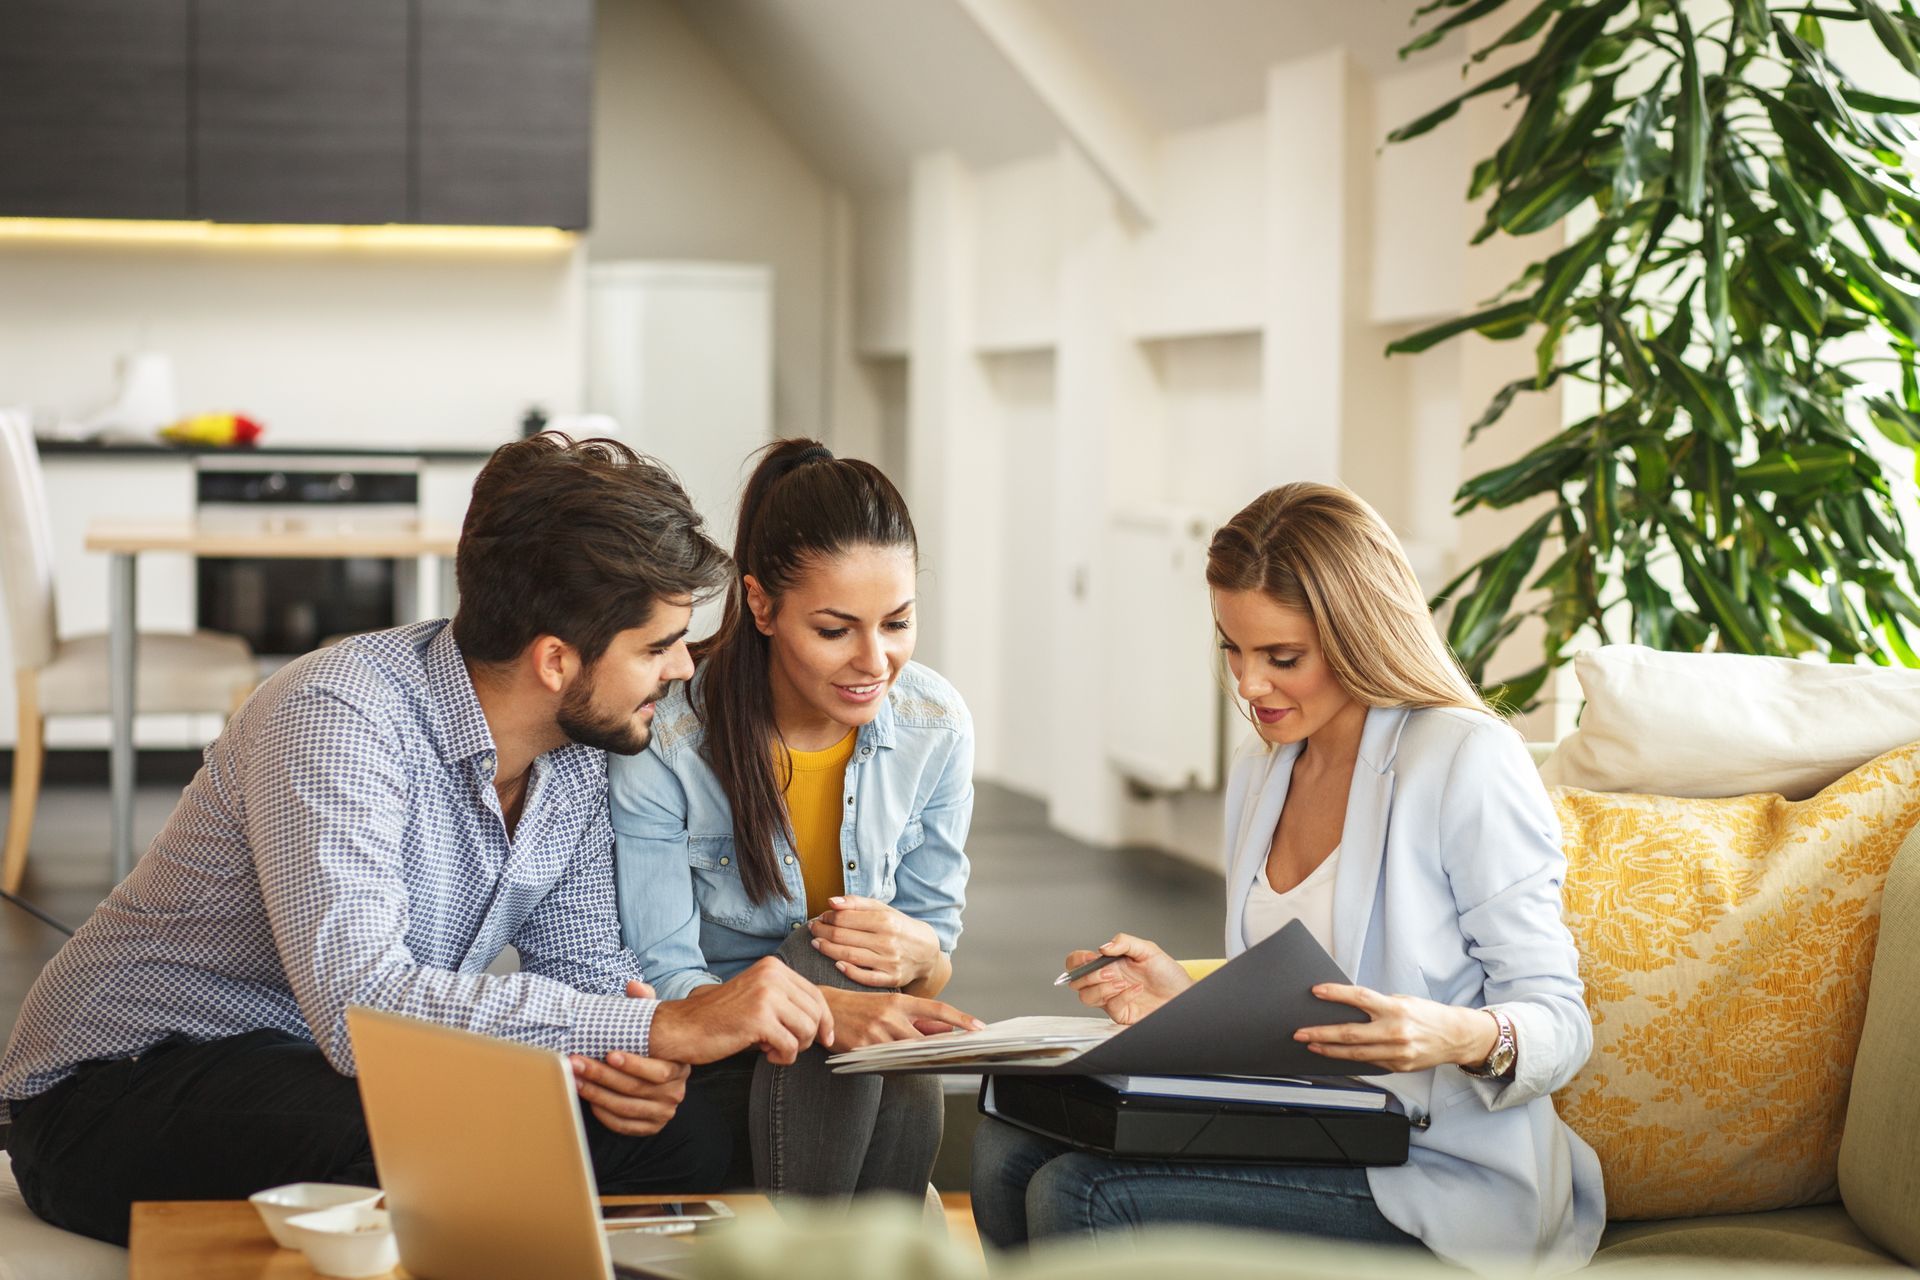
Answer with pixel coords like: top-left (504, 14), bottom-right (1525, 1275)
top-left (34, 631), bottom-right (255, 717)
top-left (1539, 645), bottom-right (1920, 800)
top-left (0, 1152), bottom-right (126, 1280)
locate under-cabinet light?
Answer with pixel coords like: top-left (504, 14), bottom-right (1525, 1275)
top-left (0, 218), bottom-right (577, 251)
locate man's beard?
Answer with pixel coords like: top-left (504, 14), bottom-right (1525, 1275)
top-left (557, 668), bottom-right (663, 756)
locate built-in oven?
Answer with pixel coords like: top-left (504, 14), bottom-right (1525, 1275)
top-left (195, 456), bottom-right (421, 659)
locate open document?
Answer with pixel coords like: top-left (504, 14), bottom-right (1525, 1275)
top-left (828, 919), bottom-right (1374, 1078)
top-left (825, 1016), bottom-right (1122, 1072)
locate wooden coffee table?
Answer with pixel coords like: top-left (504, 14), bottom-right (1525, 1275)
top-left (128, 1193), bottom-right (775, 1279)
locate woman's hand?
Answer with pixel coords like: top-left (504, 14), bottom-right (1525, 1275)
top-left (819, 985), bottom-right (985, 1051)
top-left (809, 895), bottom-right (941, 989)
top-left (1066, 933), bottom-right (1194, 1026)
top-left (1294, 984), bottom-right (1502, 1073)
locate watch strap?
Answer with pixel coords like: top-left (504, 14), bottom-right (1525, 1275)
top-left (1461, 1007), bottom-right (1516, 1079)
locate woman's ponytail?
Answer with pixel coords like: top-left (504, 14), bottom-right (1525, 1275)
top-left (692, 439), bottom-right (916, 903)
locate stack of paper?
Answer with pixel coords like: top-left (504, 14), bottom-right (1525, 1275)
top-left (828, 1016), bottom-right (1121, 1073)
top-left (1091, 1074), bottom-right (1389, 1110)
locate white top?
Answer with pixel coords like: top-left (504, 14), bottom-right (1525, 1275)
top-left (1241, 845), bottom-right (1340, 954)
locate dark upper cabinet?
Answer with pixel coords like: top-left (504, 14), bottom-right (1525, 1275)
top-left (0, 0), bottom-right (192, 220)
top-left (193, 0), bottom-right (411, 224)
top-left (0, 0), bottom-right (590, 227)
top-left (416, 0), bottom-right (593, 229)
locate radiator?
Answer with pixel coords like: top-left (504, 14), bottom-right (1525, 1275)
top-left (1105, 507), bottom-right (1223, 792)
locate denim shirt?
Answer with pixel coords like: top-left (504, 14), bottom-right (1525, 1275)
top-left (609, 661), bottom-right (973, 1001)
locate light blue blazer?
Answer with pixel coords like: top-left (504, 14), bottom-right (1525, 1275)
top-left (1223, 704), bottom-right (1604, 1272)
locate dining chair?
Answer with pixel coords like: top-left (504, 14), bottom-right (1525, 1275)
top-left (0, 413), bottom-right (257, 893)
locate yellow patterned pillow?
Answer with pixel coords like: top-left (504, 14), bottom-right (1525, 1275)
top-left (1550, 742), bottom-right (1920, 1220)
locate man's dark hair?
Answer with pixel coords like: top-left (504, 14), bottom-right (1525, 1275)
top-left (452, 434), bottom-right (730, 667)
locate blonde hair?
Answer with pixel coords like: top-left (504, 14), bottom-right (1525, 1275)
top-left (1206, 483), bottom-right (1493, 716)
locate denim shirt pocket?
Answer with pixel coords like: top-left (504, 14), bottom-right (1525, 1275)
top-left (880, 818), bottom-right (926, 895)
top-left (688, 836), bottom-right (754, 928)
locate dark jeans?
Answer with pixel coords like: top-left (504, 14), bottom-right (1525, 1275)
top-left (972, 1117), bottom-right (1426, 1253)
top-left (7, 1027), bottom-right (731, 1246)
top-left (689, 928), bottom-right (943, 1201)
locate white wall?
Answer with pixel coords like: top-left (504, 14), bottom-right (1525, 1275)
top-left (591, 0), bottom-right (836, 446)
top-left (849, 42), bottom-right (1569, 864)
top-left (0, 242), bottom-right (583, 449)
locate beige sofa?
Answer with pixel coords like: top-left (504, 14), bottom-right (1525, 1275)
top-left (1568, 803), bottom-right (1919, 1271)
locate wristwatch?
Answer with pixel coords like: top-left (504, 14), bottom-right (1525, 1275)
top-left (1461, 1008), bottom-right (1517, 1079)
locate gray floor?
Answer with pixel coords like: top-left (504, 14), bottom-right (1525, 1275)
top-left (0, 773), bottom-right (1226, 1045)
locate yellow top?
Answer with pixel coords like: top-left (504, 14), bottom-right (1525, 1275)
top-left (782, 731), bottom-right (857, 918)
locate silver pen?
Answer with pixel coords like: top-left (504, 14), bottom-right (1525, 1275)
top-left (1053, 953), bottom-right (1125, 986)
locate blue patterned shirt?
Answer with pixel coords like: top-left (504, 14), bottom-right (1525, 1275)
top-left (0, 621), bottom-right (658, 1116)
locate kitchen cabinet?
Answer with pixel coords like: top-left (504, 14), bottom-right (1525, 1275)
top-left (193, 0), bottom-right (410, 225)
top-left (0, 1), bottom-right (590, 228)
top-left (415, 0), bottom-right (593, 228)
top-left (0, 0), bottom-right (191, 220)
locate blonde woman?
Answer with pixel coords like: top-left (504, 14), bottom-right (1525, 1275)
top-left (971, 484), bottom-right (1604, 1271)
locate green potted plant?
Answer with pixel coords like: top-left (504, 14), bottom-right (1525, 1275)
top-left (1391, 0), bottom-right (1920, 707)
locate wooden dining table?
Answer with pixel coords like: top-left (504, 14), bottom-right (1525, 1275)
top-left (85, 520), bottom-right (460, 880)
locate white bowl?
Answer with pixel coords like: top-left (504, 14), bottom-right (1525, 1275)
top-left (283, 1204), bottom-right (400, 1279)
top-left (249, 1183), bottom-right (383, 1249)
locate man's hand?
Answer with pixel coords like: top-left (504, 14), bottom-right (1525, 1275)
top-left (820, 985), bottom-right (985, 1051)
top-left (808, 896), bottom-right (941, 989)
top-left (570, 1052), bottom-right (688, 1137)
top-left (647, 957), bottom-right (834, 1066)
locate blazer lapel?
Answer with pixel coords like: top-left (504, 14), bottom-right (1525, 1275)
top-left (1329, 706), bottom-right (1410, 976)
top-left (1223, 740), bottom-right (1300, 958)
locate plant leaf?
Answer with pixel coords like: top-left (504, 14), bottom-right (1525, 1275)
top-left (1493, 163), bottom-right (1605, 236)
top-left (1651, 347), bottom-right (1741, 439)
top-left (1447, 511), bottom-right (1555, 668)
top-left (1472, 0), bottom-right (1569, 64)
top-left (1737, 446), bottom-right (1860, 493)
top-left (1483, 664), bottom-right (1551, 714)
top-left (1387, 65), bottom-right (1526, 144)
top-left (1672, 5), bottom-right (1709, 217)
top-left (1853, 0), bottom-right (1920, 77)
top-left (1387, 299), bottom-right (1535, 355)
top-left (1403, 0), bottom-right (1515, 57)
top-left (1614, 73), bottom-right (1669, 206)
top-left (1705, 198), bottom-right (1730, 361)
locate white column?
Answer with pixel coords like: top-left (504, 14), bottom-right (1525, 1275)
top-left (822, 187), bottom-right (886, 464)
top-left (1045, 146), bottom-right (1164, 846)
top-left (1262, 50), bottom-right (1364, 487)
top-left (906, 152), bottom-right (1005, 775)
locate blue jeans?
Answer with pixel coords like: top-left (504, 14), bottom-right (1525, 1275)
top-left (971, 1116), bottom-right (1425, 1252)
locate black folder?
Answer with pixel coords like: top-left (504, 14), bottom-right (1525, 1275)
top-left (867, 920), bottom-right (1376, 1079)
top-left (981, 1074), bottom-right (1411, 1165)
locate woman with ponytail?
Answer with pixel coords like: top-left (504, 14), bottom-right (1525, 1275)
top-left (608, 439), bottom-right (979, 1200)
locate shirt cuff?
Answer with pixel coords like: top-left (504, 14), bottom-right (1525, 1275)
top-left (1462, 1001), bottom-right (1552, 1111)
top-left (567, 993), bottom-right (659, 1060)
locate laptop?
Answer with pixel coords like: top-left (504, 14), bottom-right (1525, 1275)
top-left (346, 1006), bottom-right (704, 1280)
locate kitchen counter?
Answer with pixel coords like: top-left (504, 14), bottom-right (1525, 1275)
top-left (34, 437), bottom-right (498, 462)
